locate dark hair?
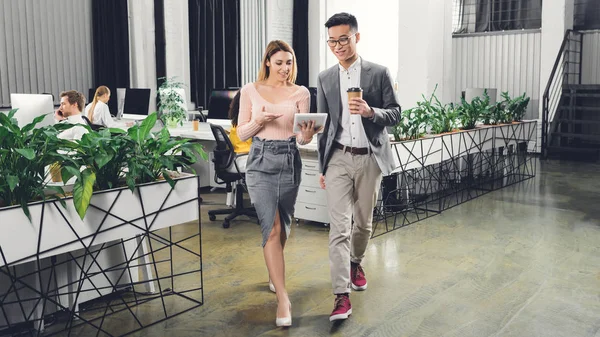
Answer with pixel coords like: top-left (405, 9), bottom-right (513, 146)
top-left (228, 91), bottom-right (241, 127)
top-left (60, 90), bottom-right (85, 112)
top-left (324, 12), bottom-right (358, 32)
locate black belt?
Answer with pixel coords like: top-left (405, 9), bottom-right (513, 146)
top-left (333, 142), bottom-right (370, 155)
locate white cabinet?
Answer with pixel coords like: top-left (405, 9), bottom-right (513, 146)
top-left (294, 153), bottom-right (330, 224)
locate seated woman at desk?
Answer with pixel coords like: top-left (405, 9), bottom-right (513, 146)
top-left (85, 85), bottom-right (116, 128)
top-left (226, 91), bottom-right (252, 172)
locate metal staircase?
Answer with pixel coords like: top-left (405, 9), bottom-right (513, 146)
top-left (542, 30), bottom-right (600, 160)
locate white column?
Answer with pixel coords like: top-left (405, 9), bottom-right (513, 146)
top-left (164, 0), bottom-right (192, 109)
top-left (397, 0), bottom-right (454, 109)
top-left (265, 0), bottom-right (294, 45)
top-left (538, 0), bottom-right (574, 120)
top-left (307, 0), bottom-right (327, 87)
top-left (128, 0), bottom-right (158, 114)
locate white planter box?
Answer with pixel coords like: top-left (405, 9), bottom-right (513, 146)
top-left (0, 175), bottom-right (199, 268)
top-left (391, 121), bottom-right (536, 174)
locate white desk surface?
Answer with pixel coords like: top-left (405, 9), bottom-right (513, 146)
top-left (109, 119), bottom-right (231, 141)
top-left (168, 122), bottom-right (216, 140)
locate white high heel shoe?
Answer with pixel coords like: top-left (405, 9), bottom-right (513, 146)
top-left (275, 303), bottom-right (292, 327)
top-left (269, 279), bottom-right (276, 293)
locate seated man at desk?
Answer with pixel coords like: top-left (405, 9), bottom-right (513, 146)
top-left (54, 90), bottom-right (88, 141)
top-left (227, 91), bottom-right (252, 172)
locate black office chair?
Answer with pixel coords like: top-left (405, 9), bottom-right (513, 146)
top-left (207, 124), bottom-right (257, 228)
top-left (81, 115), bottom-right (104, 131)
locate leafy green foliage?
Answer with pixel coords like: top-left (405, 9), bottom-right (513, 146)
top-left (125, 113), bottom-right (206, 191)
top-left (458, 91), bottom-right (489, 130)
top-left (502, 92), bottom-right (530, 122)
top-left (158, 77), bottom-right (188, 127)
top-left (392, 106), bottom-right (428, 141)
top-left (1, 108), bottom-right (207, 221)
top-left (420, 85), bottom-right (459, 134)
top-left (0, 109), bottom-right (76, 219)
top-left (392, 85), bottom-right (459, 140)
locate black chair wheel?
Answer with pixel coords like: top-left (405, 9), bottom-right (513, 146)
top-left (209, 214), bottom-right (216, 221)
top-left (222, 220), bottom-right (230, 228)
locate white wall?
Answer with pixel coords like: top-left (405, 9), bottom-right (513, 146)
top-left (452, 31), bottom-right (542, 120)
top-left (581, 30), bottom-right (600, 84)
top-left (397, 0), bottom-right (454, 109)
top-left (539, 0), bottom-right (574, 120)
top-left (324, 0), bottom-right (399, 82)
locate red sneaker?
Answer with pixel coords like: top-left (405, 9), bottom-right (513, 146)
top-left (329, 294), bottom-right (352, 321)
top-left (351, 262), bottom-right (368, 290)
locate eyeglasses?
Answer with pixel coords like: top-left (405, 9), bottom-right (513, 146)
top-left (326, 34), bottom-right (356, 47)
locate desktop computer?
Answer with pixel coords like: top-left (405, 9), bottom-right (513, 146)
top-left (8, 94), bottom-right (55, 128)
top-left (122, 88), bottom-right (151, 120)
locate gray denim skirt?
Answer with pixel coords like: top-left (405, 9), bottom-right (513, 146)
top-left (245, 137), bottom-right (302, 247)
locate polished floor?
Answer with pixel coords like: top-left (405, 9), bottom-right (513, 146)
top-left (72, 159), bottom-right (600, 336)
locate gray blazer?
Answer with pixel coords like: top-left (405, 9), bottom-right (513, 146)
top-left (317, 59), bottom-right (401, 176)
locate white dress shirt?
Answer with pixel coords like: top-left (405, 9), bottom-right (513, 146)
top-left (58, 114), bottom-right (88, 141)
top-left (335, 57), bottom-right (370, 148)
top-left (84, 101), bottom-right (116, 128)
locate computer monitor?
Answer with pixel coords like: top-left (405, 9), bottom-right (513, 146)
top-left (308, 87), bottom-right (317, 113)
top-left (8, 94), bottom-right (55, 128)
top-left (116, 88), bottom-right (126, 119)
top-left (122, 88), bottom-right (151, 120)
top-left (207, 89), bottom-right (239, 120)
top-left (88, 87), bottom-right (118, 117)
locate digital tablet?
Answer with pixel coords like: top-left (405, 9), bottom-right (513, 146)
top-left (293, 113), bottom-right (328, 133)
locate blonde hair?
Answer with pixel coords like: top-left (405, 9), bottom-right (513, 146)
top-left (257, 40), bottom-right (297, 83)
top-left (88, 86), bottom-right (110, 122)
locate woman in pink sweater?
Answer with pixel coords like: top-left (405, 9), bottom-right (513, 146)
top-left (237, 40), bottom-right (319, 327)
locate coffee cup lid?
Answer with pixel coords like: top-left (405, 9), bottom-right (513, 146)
top-left (347, 87), bottom-right (362, 92)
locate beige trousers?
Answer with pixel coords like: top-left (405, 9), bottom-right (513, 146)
top-left (325, 149), bottom-right (382, 294)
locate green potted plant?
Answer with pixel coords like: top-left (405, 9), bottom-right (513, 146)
top-left (502, 92), bottom-right (530, 122)
top-left (420, 85), bottom-right (459, 135)
top-left (124, 112), bottom-right (207, 191)
top-left (0, 110), bottom-right (76, 219)
top-left (61, 113), bottom-right (207, 219)
top-left (458, 93), bottom-right (488, 130)
top-left (158, 76), bottom-right (188, 128)
top-left (392, 106), bottom-right (428, 141)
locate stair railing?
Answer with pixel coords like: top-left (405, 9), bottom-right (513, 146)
top-left (542, 29), bottom-right (584, 157)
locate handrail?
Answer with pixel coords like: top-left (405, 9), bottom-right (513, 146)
top-left (542, 29), bottom-right (581, 157)
top-left (543, 29), bottom-right (572, 99)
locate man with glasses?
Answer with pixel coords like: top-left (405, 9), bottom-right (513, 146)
top-left (316, 12), bottom-right (401, 322)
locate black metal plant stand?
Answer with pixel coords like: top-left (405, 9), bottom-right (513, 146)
top-left (0, 177), bottom-right (203, 337)
top-left (372, 122), bottom-right (537, 238)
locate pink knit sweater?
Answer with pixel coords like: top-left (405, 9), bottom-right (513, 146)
top-left (236, 83), bottom-right (312, 144)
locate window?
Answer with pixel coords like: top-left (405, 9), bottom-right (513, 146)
top-left (574, 0), bottom-right (600, 30)
top-left (453, 0), bottom-right (542, 34)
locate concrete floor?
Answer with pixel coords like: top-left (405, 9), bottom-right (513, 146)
top-left (71, 159), bottom-right (600, 336)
